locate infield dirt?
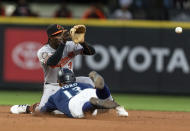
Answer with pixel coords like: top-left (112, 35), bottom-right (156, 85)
top-left (0, 106), bottom-right (190, 131)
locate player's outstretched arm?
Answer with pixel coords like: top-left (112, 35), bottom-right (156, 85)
top-left (69, 25), bottom-right (95, 55)
top-left (46, 43), bottom-right (65, 66)
top-left (80, 42), bottom-right (96, 55)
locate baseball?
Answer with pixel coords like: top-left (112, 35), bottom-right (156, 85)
top-left (175, 27), bottom-right (183, 34)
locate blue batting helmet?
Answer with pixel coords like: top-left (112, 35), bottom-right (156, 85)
top-left (58, 68), bottom-right (76, 84)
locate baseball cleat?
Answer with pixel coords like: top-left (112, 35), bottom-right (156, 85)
top-left (10, 104), bottom-right (30, 114)
top-left (116, 106), bottom-right (128, 117)
top-left (89, 71), bottom-right (104, 89)
top-left (90, 97), bottom-right (119, 109)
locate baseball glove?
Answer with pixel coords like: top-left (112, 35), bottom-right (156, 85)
top-left (70, 25), bottom-right (86, 44)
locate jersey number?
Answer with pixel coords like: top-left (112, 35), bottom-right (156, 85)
top-left (63, 86), bottom-right (81, 99)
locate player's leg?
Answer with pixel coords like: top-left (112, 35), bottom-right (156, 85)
top-left (89, 71), bottom-right (112, 100)
top-left (10, 83), bottom-right (60, 114)
top-left (39, 88), bottom-right (71, 117)
top-left (89, 71), bottom-right (128, 117)
top-left (40, 96), bottom-right (57, 113)
top-left (68, 89), bottom-right (96, 118)
top-left (28, 83), bottom-right (60, 113)
top-left (68, 88), bottom-right (118, 118)
top-left (76, 76), bottom-right (95, 87)
top-left (82, 97), bottom-right (119, 114)
top-left (35, 83), bottom-right (65, 114)
top-left (76, 76), bottom-right (113, 113)
top-left (38, 84), bottom-right (60, 108)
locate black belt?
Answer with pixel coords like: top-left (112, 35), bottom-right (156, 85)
top-left (45, 82), bottom-right (50, 84)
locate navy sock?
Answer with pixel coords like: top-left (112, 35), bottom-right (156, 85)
top-left (82, 102), bottom-right (95, 112)
top-left (96, 84), bottom-right (111, 99)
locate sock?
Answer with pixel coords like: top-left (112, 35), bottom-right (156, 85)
top-left (26, 106), bottom-right (31, 113)
top-left (96, 84), bottom-right (111, 99)
top-left (82, 102), bottom-right (96, 112)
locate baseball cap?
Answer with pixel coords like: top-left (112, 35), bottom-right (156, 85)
top-left (46, 24), bottom-right (64, 37)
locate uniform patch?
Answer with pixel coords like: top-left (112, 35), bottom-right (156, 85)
top-left (42, 52), bottom-right (48, 59)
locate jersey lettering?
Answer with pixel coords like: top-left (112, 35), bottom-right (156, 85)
top-left (61, 83), bottom-right (78, 90)
top-left (51, 56), bottom-right (73, 68)
top-left (62, 86), bottom-right (82, 99)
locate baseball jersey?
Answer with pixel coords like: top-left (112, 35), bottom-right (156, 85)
top-left (37, 41), bottom-right (83, 83)
top-left (41, 82), bottom-right (94, 117)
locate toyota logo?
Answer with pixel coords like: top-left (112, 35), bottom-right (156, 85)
top-left (12, 41), bottom-right (42, 70)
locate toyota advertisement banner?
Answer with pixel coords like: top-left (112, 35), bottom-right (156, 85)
top-left (3, 28), bottom-right (46, 82)
top-left (0, 24), bottom-right (190, 94)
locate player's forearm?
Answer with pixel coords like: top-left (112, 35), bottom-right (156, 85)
top-left (80, 42), bottom-right (96, 55)
top-left (47, 44), bottom-right (65, 66)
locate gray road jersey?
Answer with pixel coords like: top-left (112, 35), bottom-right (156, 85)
top-left (37, 41), bottom-right (83, 83)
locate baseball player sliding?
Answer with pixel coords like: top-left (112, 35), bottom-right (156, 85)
top-left (40, 69), bottom-right (124, 118)
top-left (10, 24), bottom-right (128, 117)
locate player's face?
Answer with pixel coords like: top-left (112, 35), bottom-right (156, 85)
top-left (49, 30), bottom-right (68, 49)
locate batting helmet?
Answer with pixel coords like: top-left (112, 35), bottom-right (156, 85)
top-left (58, 68), bottom-right (76, 84)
